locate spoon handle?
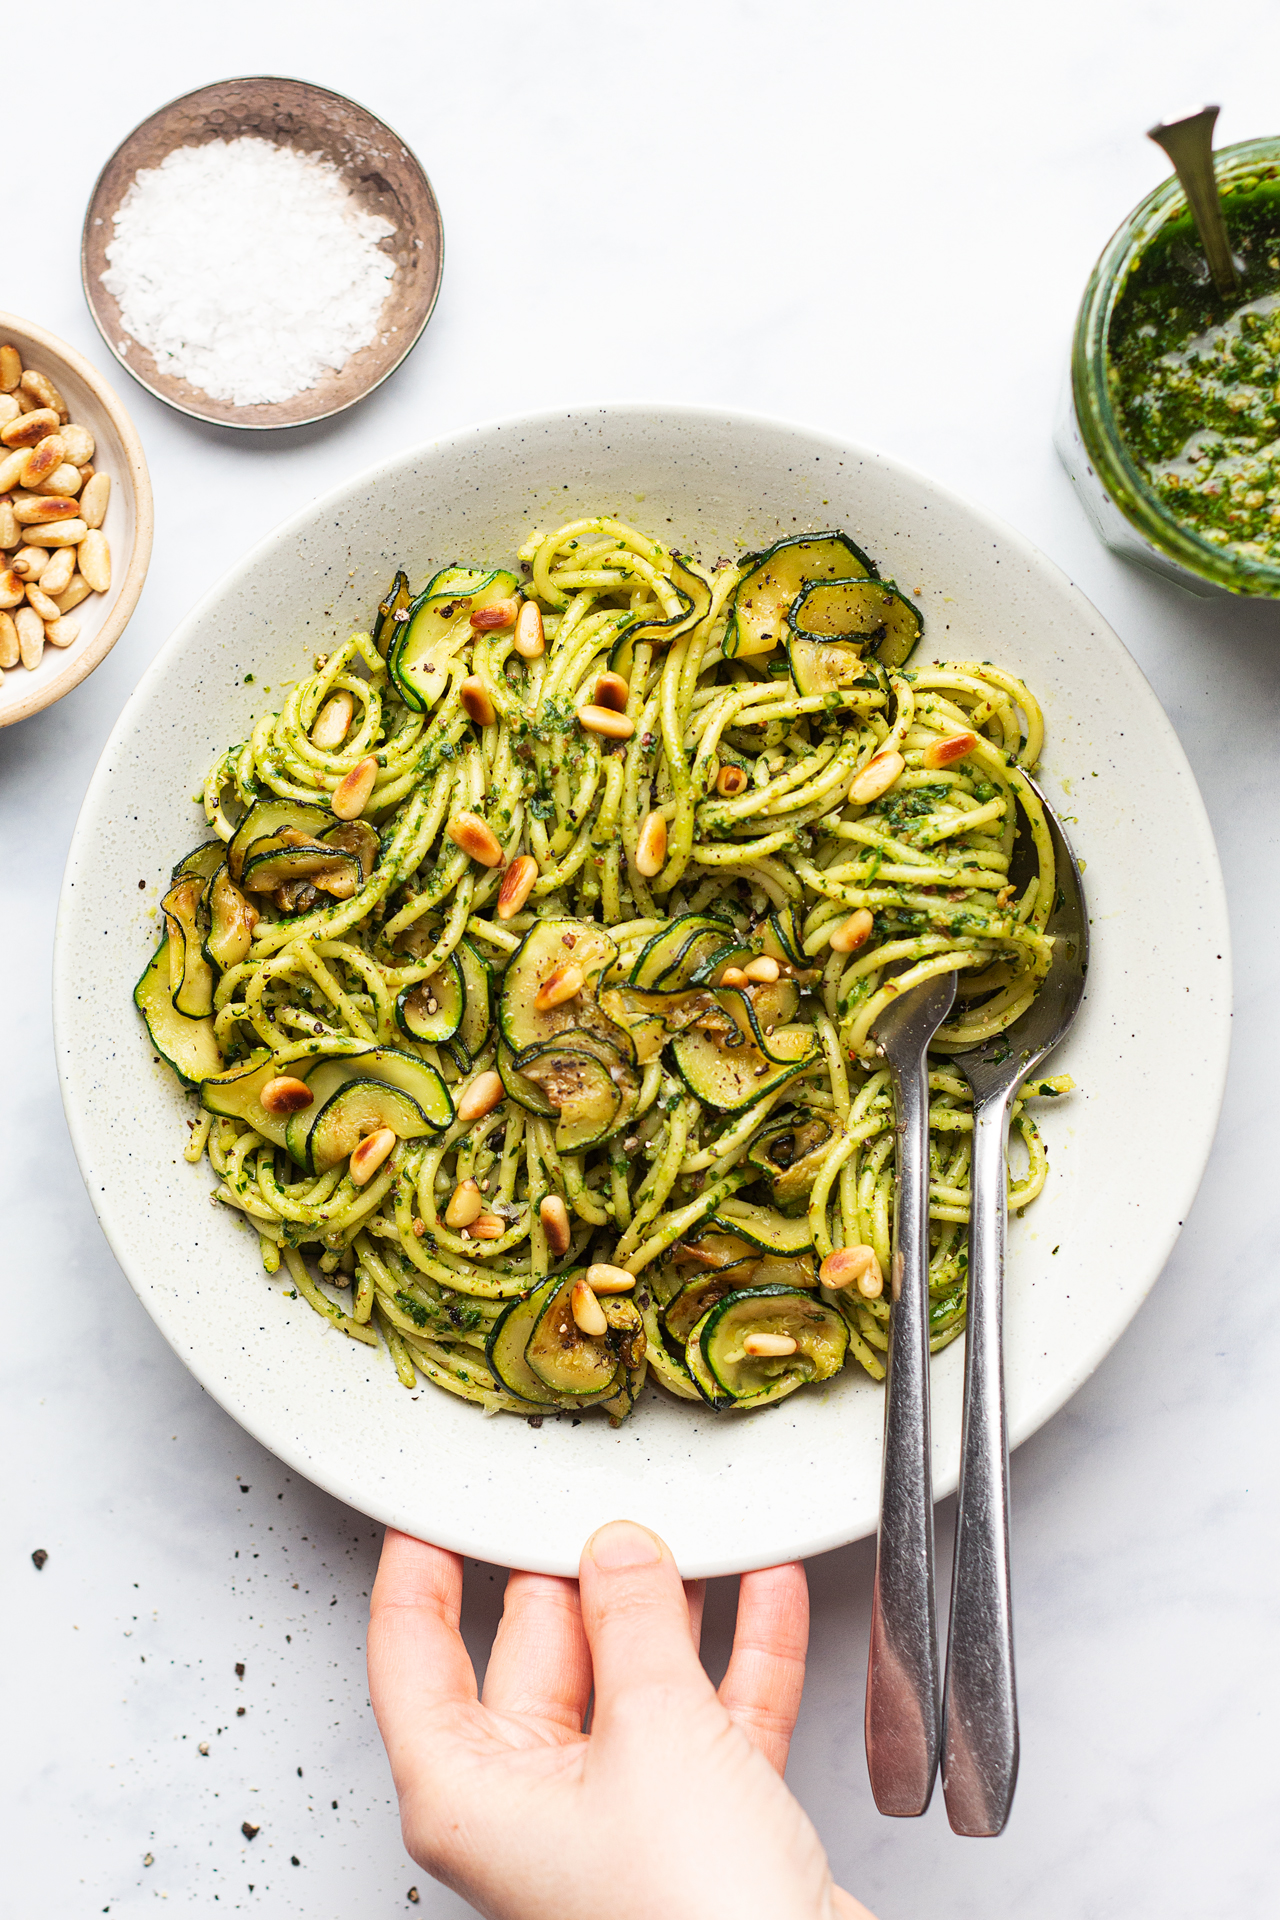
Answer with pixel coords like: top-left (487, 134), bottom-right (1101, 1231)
top-left (1148, 106), bottom-right (1240, 298)
top-left (941, 1089), bottom-right (1018, 1836)
top-left (865, 1036), bottom-right (940, 1816)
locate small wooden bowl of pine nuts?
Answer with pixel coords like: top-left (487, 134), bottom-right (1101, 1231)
top-left (0, 312), bottom-right (152, 728)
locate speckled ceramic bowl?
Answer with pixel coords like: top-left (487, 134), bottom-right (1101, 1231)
top-left (53, 405), bottom-right (1231, 1575)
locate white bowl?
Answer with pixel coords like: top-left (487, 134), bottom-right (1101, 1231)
top-left (0, 311), bottom-right (152, 727)
top-left (54, 404), bottom-right (1231, 1576)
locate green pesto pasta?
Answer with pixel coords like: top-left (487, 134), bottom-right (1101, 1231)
top-left (138, 516), bottom-right (1073, 1421)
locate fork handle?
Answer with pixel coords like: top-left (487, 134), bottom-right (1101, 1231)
top-left (941, 1090), bottom-right (1018, 1836)
top-left (865, 1043), bottom-right (940, 1816)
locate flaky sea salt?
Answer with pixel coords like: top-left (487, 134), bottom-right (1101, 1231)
top-left (102, 136), bottom-right (396, 408)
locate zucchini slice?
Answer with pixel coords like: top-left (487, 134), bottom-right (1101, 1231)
top-left (457, 938), bottom-right (493, 1055)
top-left (389, 568), bottom-right (519, 713)
top-left (240, 835), bottom-right (361, 901)
top-left (162, 873), bottom-right (217, 1018)
top-left (292, 1073), bottom-right (432, 1174)
top-left (396, 953), bottom-right (464, 1044)
top-left (517, 1047), bottom-right (624, 1152)
top-left (134, 942), bottom-right (221, 1086)
top-left (597, 987), bottom-right (670, 1066)
top-left (497, 1039), bottom-right (556, 1116)
top-left (487, 1279), bottom-right (597, 1407)
top-left (624, 554), bottom-right (714, 647)
top-left (498, 919), bottom-right (619, 1055)
top-left (786, 635), bottom-right (880, 702)
top-left (323, 818), bottom-right (380, 882)
top-left (724, 532), bottom-right (876, 660)
top-left (748, 1113), bottom-right (839, 1211)
top-left (629, 913), bottom-right (735, 990)
top-left (759, 905), bottom-right (806, 967)
top-left (280, 1045), bottom-right (453, 1166)
top-left (525, 1272), bottom-right (622, 1400)
top-left (201, 1050), bottom-right (297, 1150)
top-left (372, 568), bottom-right (411, 657)
top-left (789, 576), bottom-right (922, 671)
top-left (203, 864), bottom-right (256, 972)
top-left (227, 799), bottom-right (333, 883)
top-left (671, 1017), bottom-right (815, 1112)
top-left (664, 1265), bottom-right (759, 1345)
top-left (171, 839), bottom-right (226, 884)
top-left (697, 1285), bottom-right (848, 1406)
top-left (710, 1199), bottom-right (815, 1253)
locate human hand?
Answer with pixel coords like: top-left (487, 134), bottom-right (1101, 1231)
top-left (369, 1518), bottom-right (877, 1920)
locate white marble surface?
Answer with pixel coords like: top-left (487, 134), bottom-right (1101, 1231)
top-left (3, 3), bottom-right (1277, 1913)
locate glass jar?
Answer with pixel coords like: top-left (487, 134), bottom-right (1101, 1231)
top-left (1056, 135), bottom-right (1280, 599)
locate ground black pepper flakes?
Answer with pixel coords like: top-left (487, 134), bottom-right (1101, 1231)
top-left (31, 1549), bottom-right (48, 1570)
top-left (241, 1821), bottom-right (260, 1840)
top-left (235, 1662), bottom-right (245, 1677)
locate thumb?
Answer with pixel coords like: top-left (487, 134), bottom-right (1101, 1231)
top-left (578, 1520), bottom-right (712, 1725)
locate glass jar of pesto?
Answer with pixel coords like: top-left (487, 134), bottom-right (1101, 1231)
top-left (1058, 135), bottom-right (1280, 597)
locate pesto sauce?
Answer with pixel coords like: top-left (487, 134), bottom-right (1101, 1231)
top-left (1107, 172), bottom-right (1280, 562)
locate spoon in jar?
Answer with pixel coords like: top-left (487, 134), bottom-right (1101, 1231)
top-left (1148, 105), bottom-right (1241, 298)
top-left (939, 779), bottom-right (1088, 1836)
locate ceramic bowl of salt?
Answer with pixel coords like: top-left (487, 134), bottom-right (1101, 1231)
top-left (81, 77), bottom-right (444, 431)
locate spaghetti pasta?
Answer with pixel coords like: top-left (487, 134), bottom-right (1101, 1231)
top-left (137, 516), bottom-right (1073, 1421)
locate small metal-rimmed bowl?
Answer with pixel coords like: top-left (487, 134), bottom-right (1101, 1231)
top-left (81, 77), bottom-right (444, 432)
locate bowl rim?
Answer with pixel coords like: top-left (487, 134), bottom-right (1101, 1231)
top-left (54, 399), bottom-right (1233, 1573)
top-left (0, 309), bottom-right (153, 729)
top-left (79, 75), bottom-right (445, 432)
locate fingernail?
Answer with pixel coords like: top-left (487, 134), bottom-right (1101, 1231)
top-left (587, 1519), bottom-right (662, 1570)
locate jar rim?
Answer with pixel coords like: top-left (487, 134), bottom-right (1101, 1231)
top-left (1073, 134), bottom-right (1280, 594)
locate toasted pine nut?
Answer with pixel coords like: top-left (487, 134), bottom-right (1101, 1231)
top-left (12, 493), bottom-right (78, 524)
top-left (586, 1262), bottom-right (635, 1294)
top-left (0, 611), bottom-right (17, 667)
top-left (310, 689), bottom-right (353, 749)
top-left (0, 345), bottom-right (20, 392)
top-left (819, 1244), bottom-right (884, 1297)
top-left (350, 1127), bottom-right (397, 1185)
top-left (259, 1075), bottom-right (314, 1116)
top-left (24, 581), bottom-right (60, 621)
top-left (716, 763), bottom-right (748, 796)
top-left (53, 573), bottom-right (91, 614)
top-left (594, 670), bottom-right (629, 711)
top-left (470, 1212), bottom-right (505, 1241)
top-left (40, 462), bottom-right (84, 498)
top-left (571, 1278), bottom-right (608, 1337)
top-left (38, 546), bottom-right (75, 596)
top-left (497, 853), bottom-right (538, 918)
top-left (457, 1070), bottom-right (504, 1124)
top-left (10, 545), bottom-right (47, 580)
top-left (20, 370), bottom-right (67, 420)
top-left (29, 519), bottom-right (89, 549)
top-left (0, 569), bottom-right (23, 609)
top-left (447, 809), bottom-right (504, 866)
top-left (742, 1331), bottom-right (799, 1357)
top-left (19, 435), bottom-right (64, 489)
top-left (534, 962), bottom-right (584, 1011)
top-left (719, 965), bottom-right (749, 988)
top-left (0, 394), bottom-right (17, 428)
top-left (0, 449), bottom-right (29, 491)
top-left (445, 1178), bottom-right (484, 1229)
top-left (470, 597), bottom-right (520, 631)
top-left (743, 954), bottom-right (780, 983)
top-left (1, 406), bottom-right (58, 449)
top-left (0, 502), bottom-right (18, 548)
top-left (44, 616), bottom-right (81, 648)
top-left (829, 909), bottom-right (875, 953)
top-left (15, 604), bottom-right (43, 669)
top-left (80, 472), bottom-right (110, 529)
top-left (849, 749), bottom-right (905, 805)
top-left (331, 754), bottom-right (379, 820)
top-left (923, 729), bottom-right (979, 769)
top-left (578, 703), bottom-right (634, 739)
top-left (77, 528), bottom-right (111, 591)
top-left (59, 421), bottom-right (94, 465)
top-left (634, 809), bottom-right (666, 877)
top-left (539, 1193), bottom-right (571, 1256)
top-left (459, 675), bottom-right (496, 725)
top-left (513, 599), bottom-right (544, 657)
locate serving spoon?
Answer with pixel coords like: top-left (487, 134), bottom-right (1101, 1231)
top-left (940, 781), bottom-right (1088, 1836)
top-left (1148, 105), bottom-right (1241, 299)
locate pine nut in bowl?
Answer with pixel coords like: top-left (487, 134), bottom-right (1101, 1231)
top-left (0, 312), bottom-right (152, 729)
top-left (81, 77), bottom-right (444, 431)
